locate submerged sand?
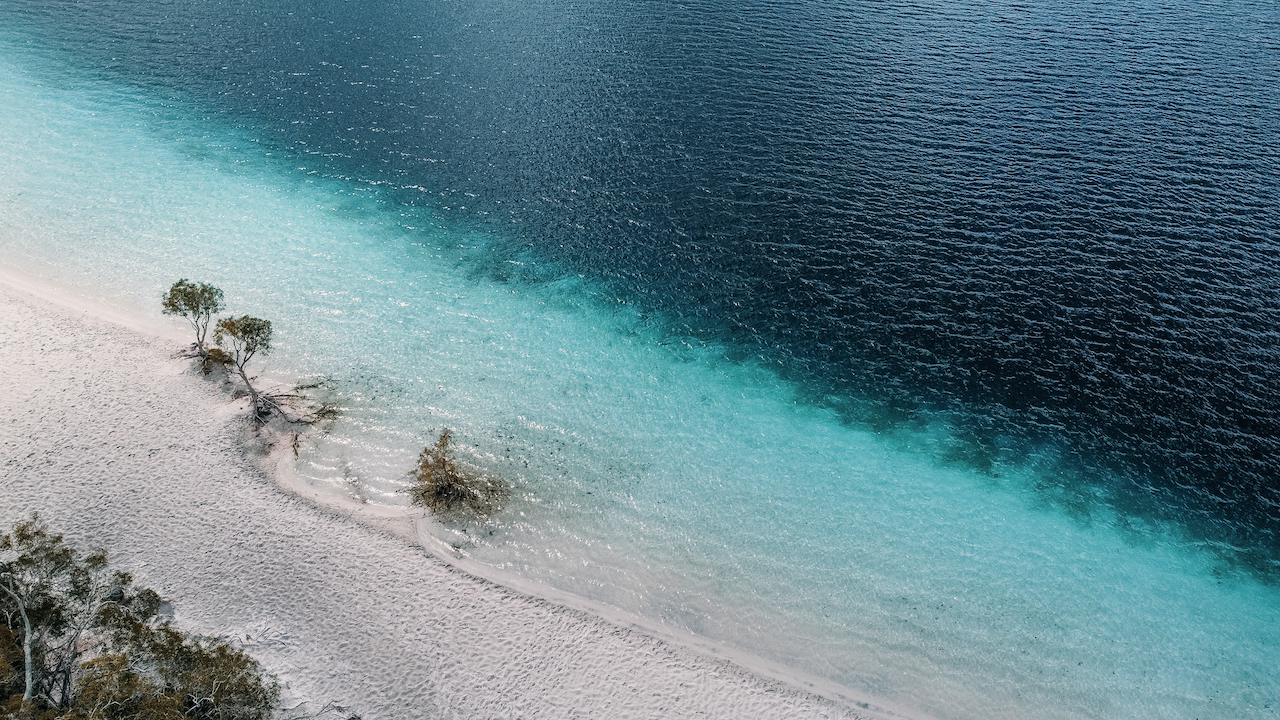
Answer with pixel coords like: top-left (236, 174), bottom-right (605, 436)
top-left (0, 280), bottom-right (897, 720)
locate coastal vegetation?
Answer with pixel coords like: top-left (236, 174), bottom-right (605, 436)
top-left (161, 282), bottom-right (299, 424)
top-left (409, 430), bottom-right (508, 518)
top-left (161, 280), bottom-right (501, 520)
top-left (160, 280), bottom-right (224, 372)
top-left (0, 516), bottom-right (278, 720)
top-left (212, 316), bottom-right (273, 421)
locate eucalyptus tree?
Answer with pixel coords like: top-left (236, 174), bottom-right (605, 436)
top-left (1, 516), bottom-right (138, 709)
top-left (161, 280), bottom-right (225, 364)
top-left (214, 315), bottom-right (273, 420)
top-left (0, 516), bottom-right (72, 705)
top-left (1, 516), bottom-right (278, 718)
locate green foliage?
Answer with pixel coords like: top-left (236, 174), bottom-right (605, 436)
top-left (213, 317), bottom-right (272, 364)
top-left (214, 317), bottom-right (273, 419)
top-left (161, 281), bottom-right (224, 358)
top-left (409, 430), bottom-right (508, 517)
top-left (68, 654), bottom-right (176, 720)
top-left (71, 624), bottom-right (277, 720)
top-left (0, 514), bottom-right (95, 707)
top-left (0, 517), bottom-right (278, 720)
top-left (203, 348), bottom-right (233, 376)
top-left (0, 627), bottom-right (19, 698)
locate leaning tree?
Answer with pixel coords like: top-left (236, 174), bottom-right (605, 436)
top-left (214, 315), bottom-right (273, 420)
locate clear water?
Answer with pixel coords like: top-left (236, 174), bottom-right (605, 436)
top-left (1, 1), bottom-right (1278, 717)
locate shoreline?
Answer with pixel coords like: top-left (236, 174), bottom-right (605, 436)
top-left (0, 275), bottom-right (920, 720)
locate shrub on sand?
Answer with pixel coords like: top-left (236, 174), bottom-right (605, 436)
top-left (0, 515), bottom-right (278, 719)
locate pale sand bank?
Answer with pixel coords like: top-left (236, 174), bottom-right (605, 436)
top-left (0, 279), bottom-right (913, 720)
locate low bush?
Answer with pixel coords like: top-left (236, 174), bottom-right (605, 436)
top-left (408, 430), bottom-right (508, 518)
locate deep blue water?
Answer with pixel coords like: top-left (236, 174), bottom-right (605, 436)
top-left (5, 0), bottom-right (1280, 572)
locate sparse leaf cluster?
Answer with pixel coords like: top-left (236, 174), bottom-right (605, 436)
top-left (409, 430), bottom-right (508, 518)
top-left (1, 516), bottom-right (278, 720)
top-left (213, 316), bottom-right (273, 420)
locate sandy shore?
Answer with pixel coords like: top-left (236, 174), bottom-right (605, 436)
top-left (0, 279), bottom-right (899, 720)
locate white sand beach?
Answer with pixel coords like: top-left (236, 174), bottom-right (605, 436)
top-left (0, 278), bottom-right (900, 719)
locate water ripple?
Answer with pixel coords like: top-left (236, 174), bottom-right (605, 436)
top-left (5, 0), bottom-right (1279, 569)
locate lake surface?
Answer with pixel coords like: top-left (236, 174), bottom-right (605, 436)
top-left (2, 0), bottom-right (1277, 717)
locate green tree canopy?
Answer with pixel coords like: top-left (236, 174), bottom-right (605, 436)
top-left (214, 316), bottom-right (273, 420)
top-left (161, 280), bottom-right (224, 359)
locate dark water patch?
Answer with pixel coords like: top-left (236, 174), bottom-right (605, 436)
top-left (4, 0), bottom-right (1279, 573)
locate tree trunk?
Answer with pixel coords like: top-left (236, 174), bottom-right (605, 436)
top-left (0, 582), bottom-right (34, 704)
top-left (190, 317), bottom-right (210, 359)
top-left (237, 364), bottom-right (262, 418)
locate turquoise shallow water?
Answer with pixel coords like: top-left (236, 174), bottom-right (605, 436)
top-left (2, 26), bottom-right (1278, 720)
top-left (6, 0), bottom-right (1279, 550)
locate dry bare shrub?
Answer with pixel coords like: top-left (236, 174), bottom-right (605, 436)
top-left (409, 430), bottom-right (508, 518)
top-left (202, 347), bottom-right (233, 376)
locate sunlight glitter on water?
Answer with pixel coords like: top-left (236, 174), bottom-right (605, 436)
top-left (1, 38), bottom-right (1277, 720)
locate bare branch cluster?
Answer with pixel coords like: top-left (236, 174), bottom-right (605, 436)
top-left (408, 430), bottom-right (509, 518)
